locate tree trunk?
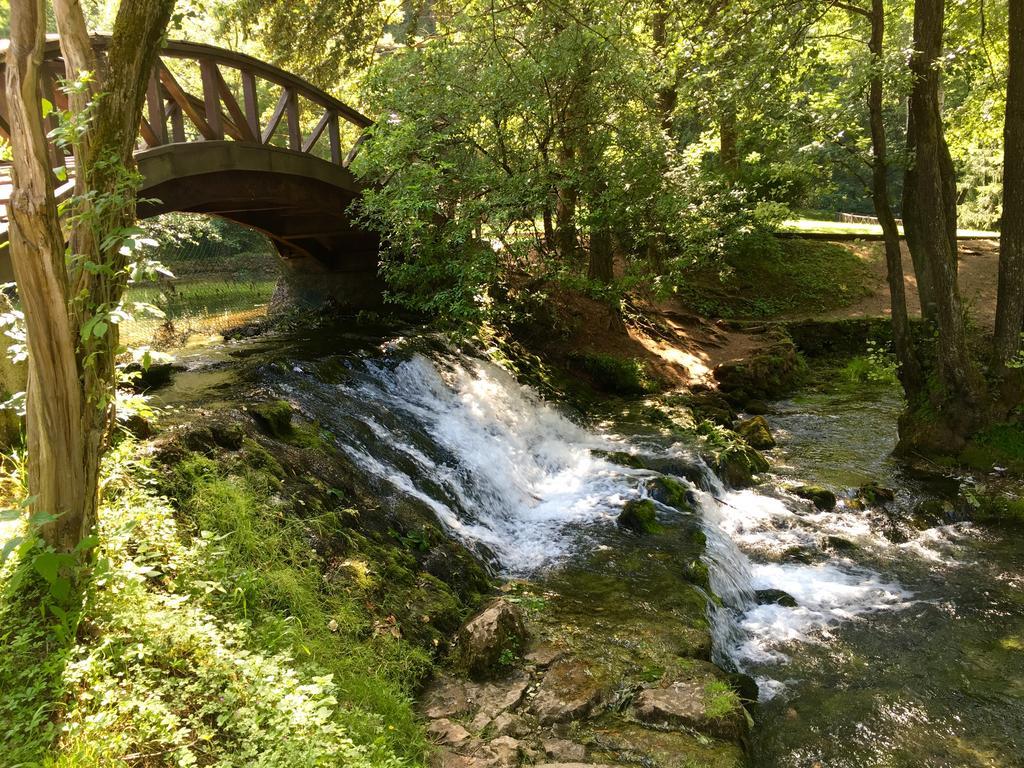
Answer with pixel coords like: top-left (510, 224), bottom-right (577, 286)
top-left (587, 226), bottom-right (614, 284)
top-left (719, 105), bottom-right (739, 180)
top-left (5, 0), bottom-right (174, 553)
top-left (901, 108), bottom-right (939, 323)
top-left (5, 0), bottom-right (90, 553)
top-left (903, 0), bottom-right (982, 417)
top-left (866, 0), bottom-right (923, 397)
top-left (995, 0), bottom-right (1024, 395)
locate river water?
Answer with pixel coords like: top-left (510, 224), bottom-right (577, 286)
top-left (162, 328), bottom-right (1024, 767)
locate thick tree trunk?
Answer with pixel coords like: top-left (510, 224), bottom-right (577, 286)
top-left (866, 0), bottom-right (923, 397)
top-left (903, 0), bottom-right (982, 418)
top-left (5, 0), bottom-right (174, 553)
top-left (995, 0), bottom-right (1024, 395)
top-left (901, 111), bottom-right (939, 323)
top-left (5, 0), bottom-right (91, 553)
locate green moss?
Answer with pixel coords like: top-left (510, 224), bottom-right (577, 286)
top-left (703, 679), bottom-right (743, 720)
top-left (251, 399), bottom-right (294, 438)
top-left (960, 424), bottom-right (1024, 474)
top-left (646, 476), bottom-right (693, 511)
top-left (569, 351), bottom-right (659, 396)
top-left (618, 499), bottom-right (662, 534)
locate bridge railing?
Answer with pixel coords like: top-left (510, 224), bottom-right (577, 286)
top-left (0, 37), bottom-right (373, 174)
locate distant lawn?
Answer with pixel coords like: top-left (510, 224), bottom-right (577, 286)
top-left (122, 277), bottom-right (277, 347)
top-left (674, 237), bottom-right (872, 320)
top-left (781, 217), bottom-right (999, 239)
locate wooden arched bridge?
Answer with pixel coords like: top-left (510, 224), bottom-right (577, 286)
top-left (0, 36), bottom-right (382, 303)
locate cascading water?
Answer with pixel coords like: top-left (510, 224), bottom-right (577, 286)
top-left (276, 341), bottom-right (922, 700)
top-left (169, 330), bottom-right (1024, 765)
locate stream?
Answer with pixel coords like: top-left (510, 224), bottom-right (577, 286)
top-left (161, 326), bottom-right (1024, 768)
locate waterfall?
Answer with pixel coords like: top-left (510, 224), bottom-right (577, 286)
top-left (278, 344), bottom-right (915, 700)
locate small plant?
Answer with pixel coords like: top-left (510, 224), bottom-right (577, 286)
top-left (843, 340), bottom-right (899, 385)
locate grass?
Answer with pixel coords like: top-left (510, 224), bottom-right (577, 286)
top-left (780, 217), bottom-right (999, 239)
top-left (121, 277), bottom-right (276, 348)
top-left (0, 440), bottom-right (432, 767)
top-left (675, 236), bottom-right (872, 319)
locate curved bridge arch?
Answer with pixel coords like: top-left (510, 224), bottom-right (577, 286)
top-left (0, 36), bottom-right (382, 303)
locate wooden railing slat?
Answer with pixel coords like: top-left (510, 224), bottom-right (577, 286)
top-left (146, 67), bottom-right (167, 146)
top-left (286, 90), bottom-right (301, 151)
top-left (241, 70), bottom-right (260, 140)
top-left (215, 67), bottom-right (256, 143)
top-left (199, 58), bottom-right (225, 140)
top-left (159, 62), bottom-right (217, 140)
top-left (261, 88), bottom-right (290, 145)
top-left (302, 109), bottom-right (331, 154)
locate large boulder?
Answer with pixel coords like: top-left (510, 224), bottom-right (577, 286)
top-left (633, 680), bottom-right (746, 740)
top-left (736, 415), bottom-right (776, 450)
top-left (454, 599), bottom-right (527, 680)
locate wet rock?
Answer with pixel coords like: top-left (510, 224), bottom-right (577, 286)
top-left (713, 334), bottom-right (804, 404)
top-left (542, 738), bottom-right (587, 762)
top-left (634, 681), bottom-right (745, 740)
top-left (686, 390), bottom-right (737, 426)
top-left (744, 399), bottom-right (769, 415)
top-left (534, 764), bottom-right (620, 768)
top-left (790, 484), bottom-right (837, 511)
top-left (726, 671), bottom-right (760, 703)
top-left (716, 444), bottom-right (770, 488)
top-left (484, 735), bottom-right (521, 766)
top-left (525, 643), bottom-right (565, 669)
top-left (736, 415), bottom-right (776, 450)
top-left (428, 718), bottom-right (471, 746)
top-left (822, 535), bottom-right (857, 552)
top-left (531, 659), bottom-right (605, 724)
top-left (858, 482), bottom-right (896, 506)
top-left (755, 588), bottom-right (797, 607)
top-left (911, 498), bottom-right (953, 529)
top-left (617, 499), bottom-right (661, 534)
top-left (644, 476), bottom-right (694, 511)
top-left (455, 598), bottom-right (528, 680)
top-left (780, 546), bottom-right (819, 565)
top-left (250, 399), bottom-right (293, 438)
top-left (422, 671), bottom-right (530, 721)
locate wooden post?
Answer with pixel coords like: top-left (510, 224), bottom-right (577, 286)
top-left (242, 69), bottom-right (260, 141)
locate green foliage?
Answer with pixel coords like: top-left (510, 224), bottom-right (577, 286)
top-left (674, 237), bottom-right (871, 320)
top-left (0, 442), bottom-right (431, 766)
top-left (569, 352), bottom-right (658, 396)
top-left (843, 341), bottom-right (900, 385)
top-left (959, 424), bottom-right (1024, 474)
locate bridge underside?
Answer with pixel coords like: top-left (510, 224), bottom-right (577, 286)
top-left (137, 143), bottom-right (384, 308)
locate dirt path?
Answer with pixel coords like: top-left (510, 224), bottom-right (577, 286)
top-left (802, 238), bottom-right (1001, 327)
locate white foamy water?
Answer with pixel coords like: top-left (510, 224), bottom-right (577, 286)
top-left (334, 352), bottom-right (644, 571)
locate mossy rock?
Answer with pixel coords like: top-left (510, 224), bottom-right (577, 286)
top-left (716, 444), bottom-right (770, 488)
top-left (712, 332), bottom-right (806, 403)
top-left (251, 399), bottom-right (294, 438)
top-left (736, 415), bottom-right (776, 450)
top-left (645, 476), bottom-right (695, 511)
top-left (790, 484), bottom-right (836, 511)
top-left (618, 499), bottom-right (662, 534)
top-left (857, 482), bottom-right (895, 506)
